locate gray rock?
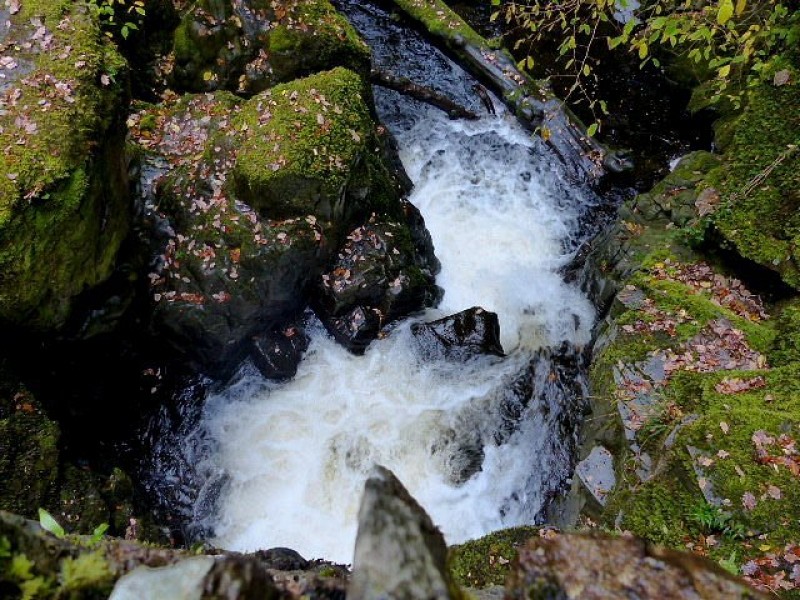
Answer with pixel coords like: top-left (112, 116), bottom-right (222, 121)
top-left (110, 556), bottom-right (215, 600)
top-left (349, 466), bottom-right (458, 600)
top-left (575, 446), bottom-right (616, 506)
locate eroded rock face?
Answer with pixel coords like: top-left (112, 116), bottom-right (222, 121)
top-left (0, 1), bottom-right (131, 331)
top-left (506, 533), bottom-right (766, 599)
top-left (411, 307), bottom-right (504, 362)
top-left (349, 466), bottom-right (458, 600)
top-left (171, 0), bottom-right (370, 95)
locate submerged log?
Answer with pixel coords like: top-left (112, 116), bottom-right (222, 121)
top-left (381, 0), bottom-right (634, 182)
top-left (370, 68), bottom-right (479, 120)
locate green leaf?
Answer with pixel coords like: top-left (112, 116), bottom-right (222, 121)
top-left (734, 0), bottom-right (746, 15)
top-left (638, 42), bottom-right (649, 59)
top-left (90, 523), bottom-right (110, 544)
top-left (38, 509), bottom-right (65, 539)
top-left (717, 0), bottom-right (734, 25)
top-left (583, 64), bottom-right (591, 76)
top-left (718, 64), bottom-right (731, 77)
top-left (587, 122), bottom-right (599, 137)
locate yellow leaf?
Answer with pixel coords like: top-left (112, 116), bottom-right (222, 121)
top-left (735, 0), bottom-right (746, 15)
top-left (717, 0), bottom-right (734, 25)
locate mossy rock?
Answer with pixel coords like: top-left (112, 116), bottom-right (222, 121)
top-left (633, 151), bottom-right (721, 226)
top-left (232, 67), bottom-right (399, 224)
top-left (447, 527), bottom-right (540, 589)
top-left (704, 77), bottom-right (800, 290)
top-left (0, 366), bottom-right (60, 517)
top-left (0, 0), bottom-right (131, 332)
top-left (171, 0), bottom-right (370, 94)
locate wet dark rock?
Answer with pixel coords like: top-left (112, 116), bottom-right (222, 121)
top-left (320, 306), bottom-right (384, 355)
top-left (506, 533), bottom-right (766, 599)
top-left (254, 547), bottom-right (310, 571)
top-left (411, 307), bottom-right (504, 361)
top-left (349, 466), bottom-right (458, 600)
top-left (315, 213), bottom-right (442, 354)
top-left (201, 555), bottom-right (279, 600)
top-left (250, 324), bottom-right (311, 380)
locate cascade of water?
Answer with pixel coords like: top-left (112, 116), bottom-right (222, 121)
top-left (152, 1), bottom-right (598, 564)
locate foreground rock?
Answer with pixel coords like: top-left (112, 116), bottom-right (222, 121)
top-left (171, 0), bottom-right (370, 94)
top-left (0, 0), bottom-right (130, 331)
top-left (506, 533), bottom-right (766, 599)
top-left (0, 511), bottom-right (348, 599)
top-left (349, 466), bottom-right (459, 600)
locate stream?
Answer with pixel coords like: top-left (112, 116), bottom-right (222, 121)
top-left (147, 1), bottom-right (600, 563)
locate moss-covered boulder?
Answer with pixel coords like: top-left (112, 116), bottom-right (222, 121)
top-left (130, 68), bottom-right (421, 371)
top-left (171, 0), bottom-right (370, 94)
top-left (633, 151), bottom-right (722, 226)
top-left (0, 0), bottom-right (131, 331)
top-left (701, 61), bottom-right (800, 289)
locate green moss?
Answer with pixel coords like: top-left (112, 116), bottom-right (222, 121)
top-left (769, 302), bottom-right (800, 367)
top-left (232, 67), bottom-right (389, 221)
top-left (390, 0), bottom-right (486, 48)
top-left (447, 527), bottom-right (539, 588)
top-left (59, 551), bottom-right (113, 595)
top-left (0, 0), bottom-right (130, 330)
top-left (705, 81), bottom-right (800, 289)
top-left (172, 0), bottom-right (369, 93)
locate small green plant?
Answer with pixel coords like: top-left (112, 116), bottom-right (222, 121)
top-left (687, 502), bottom-right (747, 539)
top-left (86, 0), bottom-right (146, 40)
top-left (0, 535), bottom-right (10, 559)
top-left (718, 550), bottom-right (740, 574)
top-left (90, 523), bottom-right (109, 545)
top-left (38, 508), bottom-right (65, 539)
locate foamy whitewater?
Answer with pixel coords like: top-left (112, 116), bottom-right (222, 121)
top-left (174, 91), bottom-right (597, 563)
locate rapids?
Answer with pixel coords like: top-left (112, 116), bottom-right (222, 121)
top-left (152, 1), bottom-right (600, 563)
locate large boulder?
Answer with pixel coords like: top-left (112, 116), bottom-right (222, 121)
top-left (171, 0), bottom-right (370, 94)
top-left (506, 532), bottom-right (766, 599)
top-left (0, 0), bottom-right (130, 331)
top-left (349, 466), bottom-right (460, 600)
top-left (131, 67), bottom-right (414, 372)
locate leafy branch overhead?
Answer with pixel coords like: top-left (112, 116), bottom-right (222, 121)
top-left (86, 0), bottom-right (146, 39)
top-left (494, 0), bottom-right (799, 131)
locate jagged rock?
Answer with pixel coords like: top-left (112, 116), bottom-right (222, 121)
top-left (250, 324), bottom-right (310, 380)
top-left (506, 533), bottom-right (766, 599)
top-left (411, 307), bottom-right (503, 361)
top-left (349, 466), bottom-right (458, 600)
top-left (0, 0), bottom-right (131, 331)
top-left (171, 0), bottom-right (370, 95)
top-left (314, 212), bottom-right (442, 353)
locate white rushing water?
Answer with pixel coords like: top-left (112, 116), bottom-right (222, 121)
top-left (188, 99), bottom-right (596, 563)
